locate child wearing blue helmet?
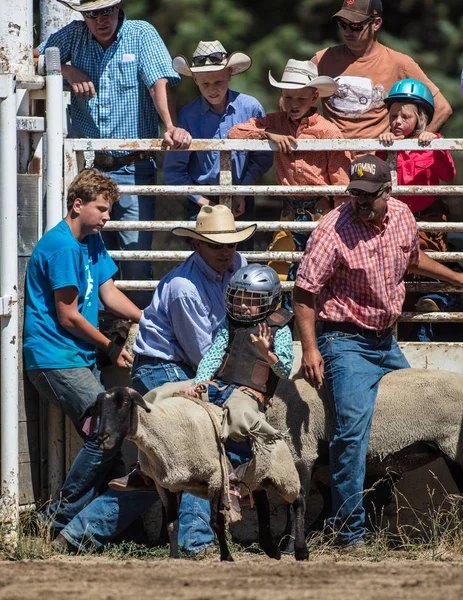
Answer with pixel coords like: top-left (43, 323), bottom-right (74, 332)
top-left (379, 79), bottom-right (457, 334)
top-left (378, 78), bottom-right (455, 254)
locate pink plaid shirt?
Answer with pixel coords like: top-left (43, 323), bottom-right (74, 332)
top-left (295, 198), bottom-right (420, 330)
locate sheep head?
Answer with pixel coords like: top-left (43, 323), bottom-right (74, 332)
top-left (81, 387), bottom-right (151, 451)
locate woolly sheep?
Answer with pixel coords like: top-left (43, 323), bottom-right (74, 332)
top-left (87, 382), bottom-right (310, 562)
top-left (266, 368), bottom-right (463, 525)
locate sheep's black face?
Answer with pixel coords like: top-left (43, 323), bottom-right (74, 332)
top-left (82, 387), bottom-right (151, 451)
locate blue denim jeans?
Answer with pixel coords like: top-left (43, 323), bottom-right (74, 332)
top-left (282, 210), bottom-right (312, 311)
top-left (317, 328), bottom-right (410, 547)
top-left (28, 366), bottom-right (127, 533)
top-left (101, 159), bottom-right (156, 309)
top-left (131, 355), bottom-right (215, 553)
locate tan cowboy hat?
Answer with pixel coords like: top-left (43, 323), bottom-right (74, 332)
top-left (268, 59), bottom-right (338, 98)
top-left (57, 0), bottom-right (121, 11)
top-left (172, 205), bottom-right (256, 244)
top-left (173, 40), bottom-right (251, 77)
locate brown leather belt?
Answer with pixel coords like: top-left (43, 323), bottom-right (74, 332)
top-left (93, 151), bottom-right (156, 170)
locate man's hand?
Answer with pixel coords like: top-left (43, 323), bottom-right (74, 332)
top-left (265, 132), bottom-right (297, 154)
top-left (111, 346), bottom-right (134, 369)
top-left (250, 322), bottom-right (274, 360)
top-left (180, 385), bottom-right (202, 399)
top-left (232, 195), bottom-right (246, 217)
top-left (301, 348), bottom-right (324, 389)
top-left (62, 65), bottom-right (96, 99)
top-left (162, 127), bottom-right (192, 150)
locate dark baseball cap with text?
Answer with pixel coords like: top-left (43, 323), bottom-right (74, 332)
top-left (333, 0), bottom-right (383, 23)
top-left (346, 155), bottom-right (391, 194)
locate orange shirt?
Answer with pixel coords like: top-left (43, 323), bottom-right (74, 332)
top-left (228, 109), bottom-right (350, 193)
top-left (311, 44), bottom-right (440, 140)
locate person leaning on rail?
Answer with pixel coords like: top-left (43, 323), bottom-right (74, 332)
top-left (35, 0), bottom-right (191, 309)
top-left (293, 154), bottom-right (463, 552)
top-left (311, 0), bottom-right (452, 140)
top-left (162, 39), bottom-right (273, 250)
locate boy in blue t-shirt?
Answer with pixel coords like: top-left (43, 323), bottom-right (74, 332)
top-left (24, 168), bottom-right (142, 545)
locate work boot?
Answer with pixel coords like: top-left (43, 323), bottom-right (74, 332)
top-left (109, 462), bottom-right (157, 492)
top-left (52, 533), bottom-right (77, 555)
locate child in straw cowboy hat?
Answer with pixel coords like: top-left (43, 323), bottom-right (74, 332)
top-left (163, 40), bottom-right (273, 245)
top-left (229, 59), bottom-right (351, 309)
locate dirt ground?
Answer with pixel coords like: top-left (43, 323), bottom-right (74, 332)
top-left (1, 555), bottom-right (463, 600)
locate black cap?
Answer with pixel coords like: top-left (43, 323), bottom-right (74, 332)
top-left (347, 154), bottom-right (391, 193)
top-left (333, 0), bottom-right (383, 23)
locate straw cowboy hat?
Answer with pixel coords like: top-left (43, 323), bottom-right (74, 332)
top-left (268, 59), bottom-right (338, 97)
top-left (57, 0), bottom-right (121, 11)
top-left (172, 205), bottom-right (256, 244)
top-left (173, 40), bottom-right (251, 77)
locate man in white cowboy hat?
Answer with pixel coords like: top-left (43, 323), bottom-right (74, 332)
top-left (163, 40), bottom-right (273, 242)
top-left (35, 0), bottom-right (192, 308)
top-left (229, 58), bottom-right (350, 309)
top-left (311, 0), bottom-right (452, 139)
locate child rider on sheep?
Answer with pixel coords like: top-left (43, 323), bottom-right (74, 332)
top-left (181, 264), bottom-right (294, 514)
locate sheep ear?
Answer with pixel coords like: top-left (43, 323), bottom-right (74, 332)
top-left (128, 388), bottom-right (151, 413)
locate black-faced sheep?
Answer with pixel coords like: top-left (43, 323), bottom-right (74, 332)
top-left (86, 384), bottom-right (309, 562)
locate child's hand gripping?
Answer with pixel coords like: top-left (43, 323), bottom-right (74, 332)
top-left (250, 322), bottom-right (274, 361)
top-left (264, 131), bottom-right (297, 154)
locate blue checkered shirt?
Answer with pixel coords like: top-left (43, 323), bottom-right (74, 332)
top-left (38, 12), bottom-right (180, 153)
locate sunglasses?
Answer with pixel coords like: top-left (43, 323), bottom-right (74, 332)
top-left (337, 18), bottom-right (373, 31)
top-left (206, 241), bottom-right (237, 250)
top-left (350, 188), bottom-right (384, 199)
top-left (83, 6), bottom-right (117, 19)
top-left (191, 52), bottom-right (228, 67)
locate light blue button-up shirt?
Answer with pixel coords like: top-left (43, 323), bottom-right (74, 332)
top-left (163, 90), bottom-right (273, 203)
top-left (38, 13), bottom-right (180, 152)
top-left (134, 252), bottom-right (247, 368)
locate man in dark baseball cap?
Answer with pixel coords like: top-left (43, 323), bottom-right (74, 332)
top-left (333, 0), bottom-right (383, 23)
top-left (347, 154), bottom-right (391, 223)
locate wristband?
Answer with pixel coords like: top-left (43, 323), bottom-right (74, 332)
top-left (106, 341), bottom-right (117, 358)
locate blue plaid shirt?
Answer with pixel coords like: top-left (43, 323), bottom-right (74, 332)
top-left (38, 12), bottom-right (180, 151)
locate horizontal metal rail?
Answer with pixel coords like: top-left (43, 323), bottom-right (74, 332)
top-left (68, 138), bottom-right (463, 152)
top-left (103, 220), bottom-right (463, 232)
top-left (109, 250), bottom-right (463, 262)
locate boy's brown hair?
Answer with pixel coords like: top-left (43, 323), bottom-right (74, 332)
top-left (66, 169), bottom-right (121, 211)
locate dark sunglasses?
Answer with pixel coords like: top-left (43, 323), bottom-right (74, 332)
top-left (83, 6), bottom-right (117, 19)
top-left (191, 52), bottom-right (228, 67)
top-left (206, 241), bottom-right (237, 250)
top-left (337, 18), bottom-right (373, 31)
top-left (350, 188), bottom-right (383, 199)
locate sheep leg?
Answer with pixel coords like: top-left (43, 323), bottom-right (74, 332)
top-left (254, 490), bottom-right (281, 560)
top-left (292, 490), bottom-right (310, 561)
top-left (210, 495), bottom-right (233, 562)
top-left (162, 489), bottom-right (180, 559)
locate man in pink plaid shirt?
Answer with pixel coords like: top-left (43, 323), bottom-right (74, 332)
top-left (293, 154), bottom-right (463, 551)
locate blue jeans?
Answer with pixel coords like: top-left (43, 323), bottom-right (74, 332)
top-left (131, 355), bottom-right (215, 553)
top-left (28, 366), bottom-right (127, 532)
top-left (282, 210), bottom-right (313, 311)
top-left (317, 328), bottom-right (410, 546)
top-left (101, 159), bottom-right (156, 309)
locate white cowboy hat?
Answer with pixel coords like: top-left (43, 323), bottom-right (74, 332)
top-left (268, 59), bottom-right (338, 97)
top-left (173, 40), bottom-right (251, 77)
top-left (57, 0), bottom-right (121, 11)
top-left (172, 205), bottom-right (256, 244)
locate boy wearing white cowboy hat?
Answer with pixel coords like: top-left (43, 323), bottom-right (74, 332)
top-left (163, 40), bottom-right (272, 242)
top-left (229, 59), bottom-right (351, 310)
top-left (36, 0), bottom-right (191, 309)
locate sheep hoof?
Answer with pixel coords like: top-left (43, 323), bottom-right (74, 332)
top-left (263, 545), bottom-right (281, 560)
top-left (295, 546), bottom-right (310, 561)
top-left (221, 554), bottom-right (234, 562)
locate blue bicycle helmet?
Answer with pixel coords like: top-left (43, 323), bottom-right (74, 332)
top-left (384, 79), bottom-right (435, 121)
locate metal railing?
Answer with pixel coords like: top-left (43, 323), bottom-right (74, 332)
top-left (64, 137), bottom-right (463, 325)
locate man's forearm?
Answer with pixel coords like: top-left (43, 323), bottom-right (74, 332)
top-left (409, 250), bottom-right (463, 286)
top-left (293, 286), bottom-right (318, 351)
top-left (427, 92), bottom-right (452, 132)
top-left (150, 79), bottom-right (177, 131)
